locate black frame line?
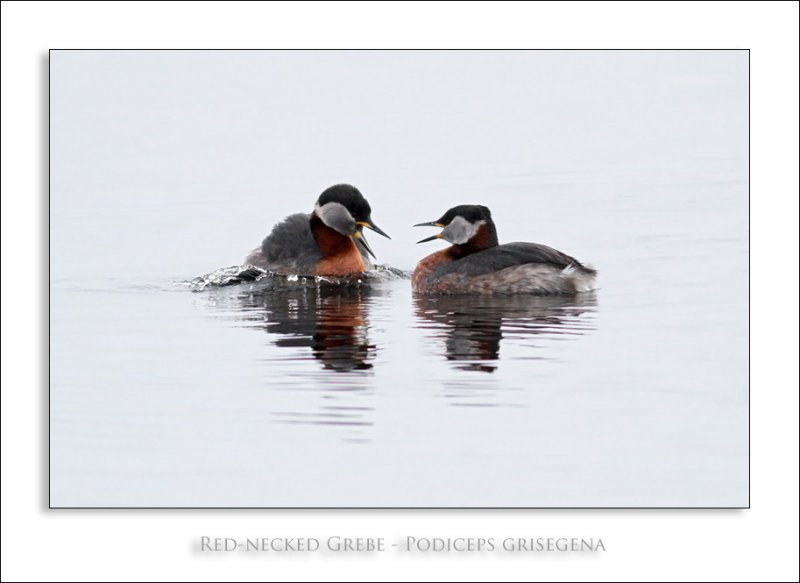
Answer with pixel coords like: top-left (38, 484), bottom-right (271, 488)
top-left (46, 48), bottom-right (751, 510)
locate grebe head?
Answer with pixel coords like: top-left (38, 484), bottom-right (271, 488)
top-left (313, 184), bottom-right (390, 258)
top-left (414, 204), bottom-right (498, 249)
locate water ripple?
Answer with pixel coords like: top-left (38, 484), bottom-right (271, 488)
top-left (413, 293), bottom-right (598, 372)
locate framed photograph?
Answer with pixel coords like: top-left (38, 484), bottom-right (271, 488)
top-left (49, 49), bottom-right (748, 508)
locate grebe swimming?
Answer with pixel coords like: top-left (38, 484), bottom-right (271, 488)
top-left (412, 204), bottom-right (596, 295)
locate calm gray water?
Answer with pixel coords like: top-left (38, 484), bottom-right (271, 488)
top-left (50, 50), bottom-right (748, 507)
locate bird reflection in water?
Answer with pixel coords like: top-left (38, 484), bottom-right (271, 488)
top-left (201, 280), bottom-right (381, 442)
top-left (234, 282), bottom-right (378, 372)
top-left (414, 293), bottom-right (597, 372)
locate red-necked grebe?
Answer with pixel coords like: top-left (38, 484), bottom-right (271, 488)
top-left (245, 184), bottom-right (390, 277)
top-left (412, 205), bottom-right (596, 295)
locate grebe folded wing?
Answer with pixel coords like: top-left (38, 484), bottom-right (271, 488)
top-left (260, 213), bottom-right (316, 262)
top-left (431, 242), bottom-right (595, 279)
top-left (244, 213), bottom-right (321, 272)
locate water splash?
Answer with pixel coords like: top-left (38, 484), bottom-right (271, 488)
top-left (175, 263), bottom-right (409, 292)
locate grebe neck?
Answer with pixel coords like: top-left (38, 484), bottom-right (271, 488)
top-left (450, 221), bottom-right (499, 257)
top-left (310, 213), bottom-right (355, 258)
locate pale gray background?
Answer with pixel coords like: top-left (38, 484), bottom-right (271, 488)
top-left (50, 50), bottom-right (748, 507)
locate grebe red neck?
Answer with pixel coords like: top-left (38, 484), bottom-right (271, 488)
top-left (310, 213), bottom-right (359, 258)
top-left (309, 213), bottom-right (366, 276)
top-left (450, 220), bottom-right (499, 257)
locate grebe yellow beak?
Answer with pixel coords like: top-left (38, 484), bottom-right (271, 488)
top-left (356, 220), bottom-right (391, 240)
top-left (415, 232), bottom-right (444, 244)
top-left (413, 220), bottom-right (445, 244)
top-left (352, 228), bottom-right (377, 259)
